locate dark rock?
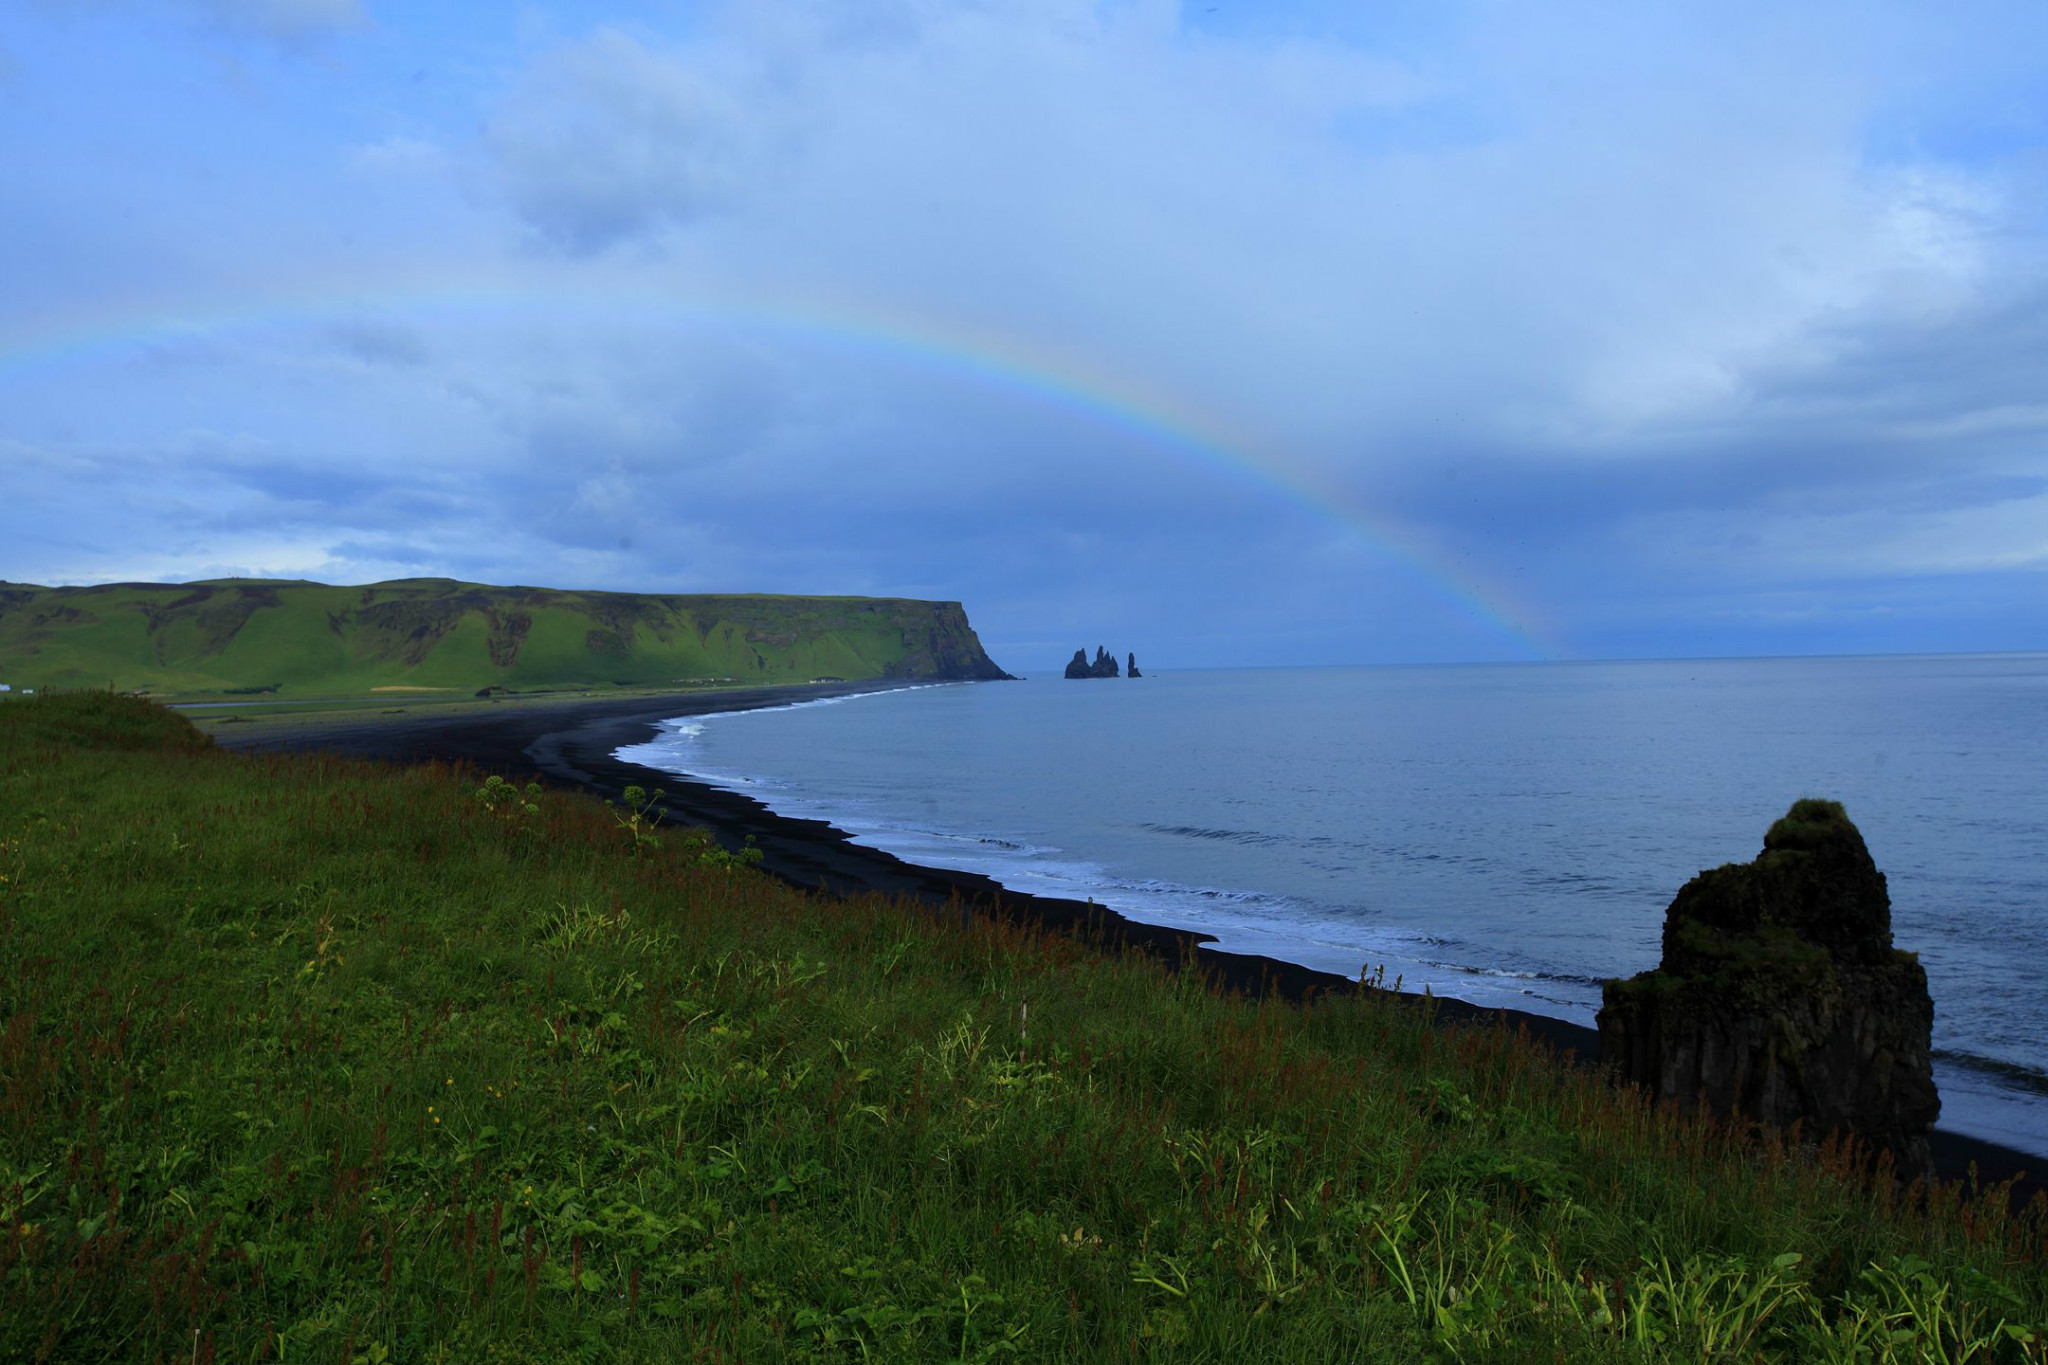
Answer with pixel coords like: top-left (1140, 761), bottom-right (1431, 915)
top-left (1128, 653), bottom-right (1142, 678)
top-left (1597, 799), bottom-right (1939, 1177)
top-left (1064, 646), bottom-right (1121, 679)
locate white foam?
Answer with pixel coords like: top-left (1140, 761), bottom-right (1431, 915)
top-left (618, 684), bottom-right (962, 781)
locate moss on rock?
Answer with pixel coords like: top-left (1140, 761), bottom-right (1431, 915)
top-left (1598, 799), bottom-right (1938, 1177)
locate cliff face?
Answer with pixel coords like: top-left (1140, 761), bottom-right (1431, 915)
top-left (0, 579), bottom-right (1016, 693)
top-left (862, 600), bottom-right (1014, 681)
top-left (1597, 799), bottom-right (1939, 1176)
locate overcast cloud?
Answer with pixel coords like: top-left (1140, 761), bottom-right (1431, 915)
top-left (0, 0), bottom-right (2041, 665)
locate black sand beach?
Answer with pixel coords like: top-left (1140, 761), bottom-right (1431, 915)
top-left (209, 682), bottom-right (2042, 1208)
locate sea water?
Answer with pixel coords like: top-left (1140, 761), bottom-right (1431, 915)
top-left (617, 656), bottom-right (2048, 1157)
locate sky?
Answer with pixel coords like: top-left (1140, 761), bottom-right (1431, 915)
top-left (1, 0), bottom-right (2043, 669)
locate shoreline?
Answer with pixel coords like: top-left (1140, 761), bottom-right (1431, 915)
top-left (209, 681), bottom-right (2043, 1207)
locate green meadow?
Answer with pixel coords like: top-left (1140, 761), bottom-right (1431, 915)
top-left (1, 692), bottom-right (2043, 1363)
top-left (0, 579), bottom-right (1008, 699)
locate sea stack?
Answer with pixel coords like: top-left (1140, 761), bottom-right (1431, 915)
top-left (1128, 652), bottom-right (1142, 677)
top-left (1063, 647), bottom-right (1121, 679)
top-left (1598, 799), bottom-right (1938, 1177)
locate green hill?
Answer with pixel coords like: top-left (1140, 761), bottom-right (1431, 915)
top-left (0, 577), bottom-right (1013, 697)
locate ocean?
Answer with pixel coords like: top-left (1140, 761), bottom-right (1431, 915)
top-left (617, 655), bottom-right (2048, 1158)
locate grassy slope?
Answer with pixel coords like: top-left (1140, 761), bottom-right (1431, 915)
top-left (0, 579), bottom-right (1008, 697)
top-left (0, 693), bottom-right (2043, 1364)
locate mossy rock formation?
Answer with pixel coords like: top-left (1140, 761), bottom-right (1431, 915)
top-left (1597, 799), bottom-right (1939, 1177)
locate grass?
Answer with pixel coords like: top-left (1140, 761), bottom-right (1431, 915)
top-left (174, 681), bottom-right (774, 734)
top-left (1, 690), bottom-right (2043, 1363)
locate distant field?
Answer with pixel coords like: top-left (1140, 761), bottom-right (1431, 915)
top-left (148, 678), bottom-right (821, 737)
top-left (0, 577), bottom-right (1012, 698)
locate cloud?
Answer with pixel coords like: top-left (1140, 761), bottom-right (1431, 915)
top-left (186, 0), bottom-right (365, 40)
top-left (470, 2), bottom-right (2018, 455)
top-left (347, 135), bottom-right (449, 178)
top-left (483, 27), bottom-right (769, 253)
top-left (464, 14), bottom-right (2035, 461)
top-left (324, 319), bottom-right (430, 370)
top-left (53, 0), bottom-right (368, 42)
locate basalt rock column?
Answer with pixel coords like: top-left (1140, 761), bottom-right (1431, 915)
top-left (1128, 653), bottom-right (1142, 677)
top-left (1597, 799), bottom-right (1939, 1177)
top-left (1064, 647), bottom-right (1122, 678)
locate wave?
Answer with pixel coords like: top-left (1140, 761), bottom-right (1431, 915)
top-left (1378, 846), bottom-right (1486, 867)
top-left (1140, 822), bottom-right (1356, 850)
top-left (1102, 876), bottom-right (1290, 906)
top-left (1446, 963), bottom-right (1608, 989)
top-left (1142, 822), bottom-right (1287, 847)
top-left (644, 682), bottom-right (961, 740)
top-left (847, 822), bottom-right (1051, 856)
top-left (623, 685), bottom-right (963, 786)
top-left (1933, 1049), bottom-right (2048, 1097)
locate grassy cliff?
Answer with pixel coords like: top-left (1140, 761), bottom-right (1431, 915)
top-left (0, 578), bottom-right (1012, 697)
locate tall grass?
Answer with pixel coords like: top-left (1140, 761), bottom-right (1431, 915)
top-left (1, 691), bottom-right (2042, 1362)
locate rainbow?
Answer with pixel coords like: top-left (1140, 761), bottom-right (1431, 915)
top-left (0, 272), bottom-right (1560, 658)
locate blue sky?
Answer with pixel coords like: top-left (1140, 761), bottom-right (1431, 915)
top-left (1, 0), bottom-right (2042, 668)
